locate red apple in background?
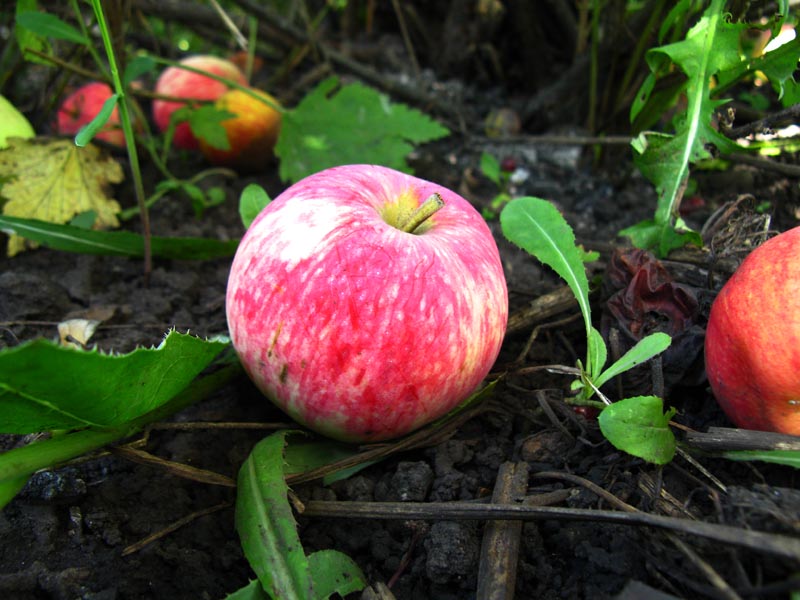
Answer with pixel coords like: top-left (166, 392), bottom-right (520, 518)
top-left (57, 82), bottom-right (124, 147)
top-left (152, 55), bottom-right (247, 150)
top-left (705, 226), bottom-right (800, 434)
top-left (226, 164), bottom-right (508, 442)
top-left (198, 88), bottom-right (281, 171)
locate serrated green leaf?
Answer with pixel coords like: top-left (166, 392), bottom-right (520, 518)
top-left (276, 77), bottom-right (449, 183)
top-left (239, 184), bottom-right (271, 229)
top-left (722, 450), bottom-right (800, 469)
top-left (15, 11), bottom-right (89, 45)
top-left (309, 549), bottom-right (367, 599)
top-left (595, 332), bottom-right (672, 389)
top-left (236, 431), bottom-right (314, 600)
top-left (0, 331), bottom-right (228, 434)
top-left (0, 363), bottom-right (240, 510)
top-left (0, 214), bottom-right (239, 259)
top-left (627, 0), bottom-right (747, 256)
top-left (75, 93), bottom-right (119, 147)
top-left (500, 197), bottom-right (593, 357)
top-left (598, 395), bottom-right (677, 464)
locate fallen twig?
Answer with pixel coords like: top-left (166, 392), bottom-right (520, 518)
top-left (298, 500), bottom-right (800, 562)
top-left (476, 462), bottom-right (529, 600)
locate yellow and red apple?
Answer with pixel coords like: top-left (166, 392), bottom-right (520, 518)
top-left (152, 55), bottom-right (247, 150)
top-left (705, 226), bottom-right (800, 434)
top-left (198, 88), bottom-right (281, 171)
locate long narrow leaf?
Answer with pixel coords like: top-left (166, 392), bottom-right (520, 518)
top-left (594, 332), bottom-right (672, 389)
top-left (236, 431), bottom-right (314, 600)
top-left (722, 450), bottom-right (800, 469)
top-left (0, 215), bottom-right (239, 259)
top-left (501, 197), bottom-right (599, 371)
top-left (75, 93), bottom-right (119, 147)
top-left (15, 11), bottom-right (89, 45)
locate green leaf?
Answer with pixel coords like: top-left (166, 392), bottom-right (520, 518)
top-left (500, 197), bottom-right (593, 358)
top-left (618, 217), bottom-right (702, 257)
top-left (0, 330), bottom-right (228, 434)
top-left (0, 363), bottom-right (241, 510)
top-left (15, 11), bottom-right (89, 45)
top-left (15, 0), bottom-right (51, 65)
top-left (283, 438), bottom-right (356, 476)
top-left (587, 327), bottom-right (607, 381)
top-left (595, 332), bottom-right (672, 390)
top-left (123, 55), bottom-right (156, 87)
top-left (68, 210), bottom-right (97, 229)
top-left (722, 450), bottom-right (800, 469)
top-left (598, 395), bottom-right (677, 465)
top-left (627, 0), bottom-right (745, 256)
top-left (236, 431), bottom-right (314, 600)
top-left (189, 105), bottom-right (235, 150)
top-left (75, 93), bottom-right (119, 147)
top-left (308, 550), bottom-right (367, 599)
top-left (239, 184), bottom-right (271, 229)
top-left (480, 152), bottom-right (501, 186)
top-left (276, 76), bottom-right (449, 183)
top-left (0, 214), bottom-right (239, 259)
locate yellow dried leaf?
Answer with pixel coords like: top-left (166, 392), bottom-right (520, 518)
top-left (0, 137), bottom-right (123, 256)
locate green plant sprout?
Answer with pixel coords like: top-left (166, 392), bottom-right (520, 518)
top-left (500, 196), bottom-right (675, 464)
top-left (479, 152), bottom-right (513, 219)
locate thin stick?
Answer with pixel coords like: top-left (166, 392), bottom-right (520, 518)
top-left (298, 500), bottom-right (800, 561)
top-left (122, 501), bottom-right (231, 556)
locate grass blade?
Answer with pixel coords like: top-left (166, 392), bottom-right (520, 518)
top-left (0, 215), bottom-right (239, 259)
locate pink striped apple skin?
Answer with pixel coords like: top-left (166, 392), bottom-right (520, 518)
top-left (705, 226), bottom-right (800, 434)
top-left (226, 164), bottom-right (508, 442)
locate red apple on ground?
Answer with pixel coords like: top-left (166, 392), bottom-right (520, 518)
top-left (57, 82), bottom-right (124, 147)
top-left (226, 164), bottom-right (509, 442)
top-left (152, 55), bottom-right (247, 151)
top-left (198, 88), bottom-right (281, 171)
top-left (705, 226), bottom-right (800, 434)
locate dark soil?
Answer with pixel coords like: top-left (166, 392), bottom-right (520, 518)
top-left (2, 3), bottom-right (800, 600)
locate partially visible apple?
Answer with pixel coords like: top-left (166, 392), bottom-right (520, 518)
top-left (57, 82), bottom-right (124, 147)
top-left (705, 226), bottom-right (800, 434)
top-left (152, 55), bottom-right (247, 150)
top-left (226, 164), bottom-right (508, 442)
top-left (198, 88), bottom-right (281, 171)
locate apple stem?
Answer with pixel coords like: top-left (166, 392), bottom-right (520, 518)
top-left (398, 193), bottom-right (445, 233)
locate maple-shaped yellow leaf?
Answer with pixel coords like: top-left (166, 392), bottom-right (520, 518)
top-left (0, 137), bottom-right (123, 256)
